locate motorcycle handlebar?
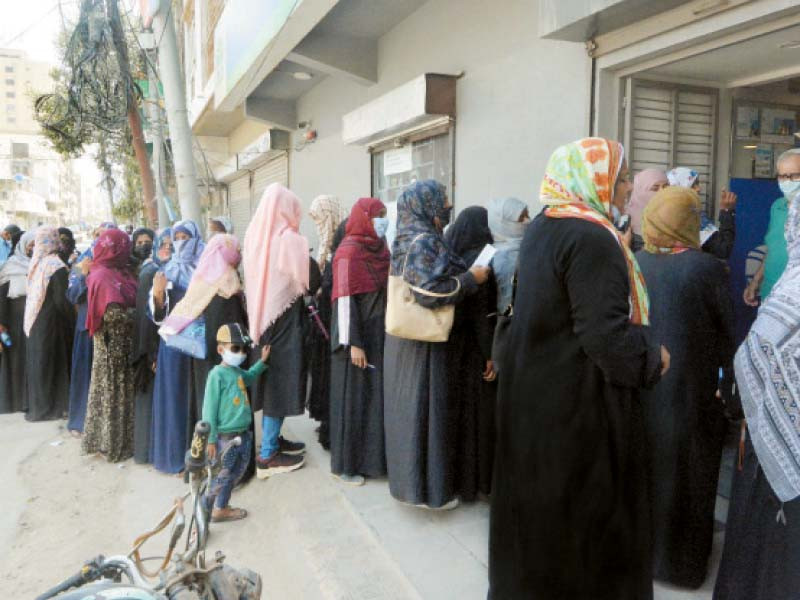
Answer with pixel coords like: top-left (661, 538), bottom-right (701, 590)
top-left (185, 421), bottom-right (210, 474)
top-left (35, 566), bottom-right (92, 600)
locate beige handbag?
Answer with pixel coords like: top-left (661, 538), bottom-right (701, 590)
top-left (385, 234), bottom-right (460, 343)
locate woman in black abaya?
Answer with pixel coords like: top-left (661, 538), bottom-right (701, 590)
top-left (444, 206), bottom-right (497, 500)
top-left (24, 226), bottom-right (75, 422)
top-left (329, 197), bottom-right (390, 484)
top-left (635, 187), bottom-right (734, 588)
top-left (383, 180), bottom-right (490, 510)
top-left (489, 138), bottom-right (666, 600)
top-left (0, 230), bottom-right (33, 413)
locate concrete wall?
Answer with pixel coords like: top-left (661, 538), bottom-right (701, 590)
top-left (289, 0), bottom-right (590, 243)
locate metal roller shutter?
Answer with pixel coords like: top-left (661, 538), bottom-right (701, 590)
top-left (251, 153), bottom-right (289, 212)
top-left (228, 175), bottom-right (251, 240)
top-left (626, 80), bottom-right (717, 213)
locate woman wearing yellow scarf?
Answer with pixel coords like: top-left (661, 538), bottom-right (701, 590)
top-left (635, 186), bottom-right (735, 589)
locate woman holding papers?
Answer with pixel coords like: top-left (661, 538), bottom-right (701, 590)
top-left (444, 206), bottom-right (497, 500)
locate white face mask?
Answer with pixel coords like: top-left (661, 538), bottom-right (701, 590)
top-left (779, 180), bottom-right (800, 201)
top-left (222, 349), bottom-right (246, 367)
top-left (372, 217), bottom-right (389, 239)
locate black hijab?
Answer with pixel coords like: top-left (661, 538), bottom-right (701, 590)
top-left (445, 206), bottom-right (493, 266)
top-left (58, 227), bottom-right (76, 265)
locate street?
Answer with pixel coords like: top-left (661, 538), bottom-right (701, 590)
top-left (1, 411), bottom-right (724, 599)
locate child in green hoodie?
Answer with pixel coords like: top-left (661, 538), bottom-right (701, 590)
top-left (203, 323), bottom-right (269, 522)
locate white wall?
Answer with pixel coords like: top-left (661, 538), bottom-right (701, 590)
top-left (289, 0), bottom-right (591, 243)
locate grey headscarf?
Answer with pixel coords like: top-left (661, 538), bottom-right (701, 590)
top-left (0, 230), bottom-right (34, 298)
top-left (488, 197), bottom-right (529, 313)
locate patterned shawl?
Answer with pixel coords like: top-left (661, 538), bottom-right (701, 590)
top-left (162, 220), bottom-right (204, 290)
top-left (24, 226), bottom-right (67, 335)
top-left (309, 195), bottom-right (344, 267)
top-left (628, 169), bottom-right (668, 236)
top-left (332, 198), bottom-right (390, 302)
top-left (735, 195), bottom-right (800, 502)
top-left (540, 137), bottom-right (650, 325)
top-left (243, 183), bottom-right (310, 342)
top-left (86, 229), bottom-right (138, 336)
top-left (488, 197), bottom-right (529, 313)
top-left (390, 180), bottom-right (466, 287)
top-left (0, 230), bottom-right (34, 299)
top-left (160, 233), bottom-right (242, 337)
top-left (641, 187), bottom-right (701, 255)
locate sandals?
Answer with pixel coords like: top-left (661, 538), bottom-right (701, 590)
top-left (211, 507), bottom-right (248, 522)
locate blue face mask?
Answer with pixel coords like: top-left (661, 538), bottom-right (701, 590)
top-left (173, 239), bottom-right (186, 256)
top-left (372, 217), bottom-right (389, 239)
top-left (222, 349), bottom-right (246, 367)
top-left (779, 180), bottom-right (800, 201)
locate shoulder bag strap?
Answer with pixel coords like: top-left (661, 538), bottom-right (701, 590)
top-left (401, 233), bottom-right (462, 299)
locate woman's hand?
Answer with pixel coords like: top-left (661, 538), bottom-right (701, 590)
top-left (720, 190), bottom-right (737, 212)
top-left (621, 227), bottom-right (633, 249)
top-left (152, 272), bottom-right (168, 303)
top-left (351, 346), bottom-right (368, 369)
top-left (743, 281), bottom-right (760, 307)
top-left (469, 265), bottom-right (490, 285)
top-left (261, 345), bottom-right (271, 364)
top-left (660, 345), bottom-right (671, 377)
top-left (483, 360), bottom-right (496, 382)
top-left (79, 258), bottom-right (92, 277)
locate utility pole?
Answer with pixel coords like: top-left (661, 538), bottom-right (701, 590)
top-left (98, 139), bottom-right (116, 221)
top-left (150, 0), bottom-right (202, 226)
top-left (106, 0), bottom-right (158, 227)
top-left (146, 49), bottom-right (170, 228)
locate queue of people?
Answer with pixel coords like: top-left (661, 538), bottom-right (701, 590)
top-left (0, 138), bottom-right (797, 599)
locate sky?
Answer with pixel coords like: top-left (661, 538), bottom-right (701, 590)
top-left (0, 0), bottom-right (76, 65)
top-left (0, 0), bottom-right (139, 66)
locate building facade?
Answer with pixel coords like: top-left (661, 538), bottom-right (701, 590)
top-left (177, 0), bottom-right (800, 247)
top-left (0, 49), bottom-right (82, 229)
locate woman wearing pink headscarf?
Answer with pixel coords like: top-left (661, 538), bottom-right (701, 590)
top-left (628, 169), bottom-right (669, 252)
top-left (243, 183), bottom-right (321, 479)
top-left (159, 233), bottom-right (251, 470)
top-left (24, 226), bottom-right (75, 422)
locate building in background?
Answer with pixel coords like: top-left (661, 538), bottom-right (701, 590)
top-left (0, 48), bottom-right (83, 229)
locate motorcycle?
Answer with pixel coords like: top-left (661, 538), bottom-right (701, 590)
top-left (36, 421), bottom-right (262, 600)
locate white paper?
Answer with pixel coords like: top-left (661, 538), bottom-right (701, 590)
top-left (472, 244), bottom-right (497, 268)
top-left (383, 147), bottom-right (413, 176)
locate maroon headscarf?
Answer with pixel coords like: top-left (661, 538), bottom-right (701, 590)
top-left (86, 228), bottom-right (138, 336)
top-left (332, 197), bottom-right (390, 301)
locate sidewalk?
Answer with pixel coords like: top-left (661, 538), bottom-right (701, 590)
top-left (1, 412), bottom-right (724, 598)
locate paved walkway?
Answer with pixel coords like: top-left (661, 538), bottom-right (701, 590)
top-left (1, 412), bottom-right (726, 598)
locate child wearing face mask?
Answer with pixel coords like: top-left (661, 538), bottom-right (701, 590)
top-left (202, 323), bottom-right (270, 522)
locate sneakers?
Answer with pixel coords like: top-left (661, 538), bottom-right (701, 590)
top-left (256, 451), bottom-right (305, 479)
top-left (332, 473), bottom-right (366, 486)
top-left (278, 436), bottom-right (306, 455)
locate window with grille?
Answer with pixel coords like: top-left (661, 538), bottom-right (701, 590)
top-left (625, 80), bottom-right (718, 214)
top-left (371, 128), bottom-right (454, 250)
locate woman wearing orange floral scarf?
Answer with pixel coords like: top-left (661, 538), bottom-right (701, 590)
top-left (489, 138), bottom-right (669, 600)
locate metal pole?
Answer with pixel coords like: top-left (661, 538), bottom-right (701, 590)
top-left (146, 50), bottom-right (170, 228)
top-left (151, 0), bottom-right (202, 226)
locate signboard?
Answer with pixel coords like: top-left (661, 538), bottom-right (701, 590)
top-left (214, 0), bottom-right (301, 107)
top-left (383, 146), bottom-right (413, 176)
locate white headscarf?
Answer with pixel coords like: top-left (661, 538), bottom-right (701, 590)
top-left (0, 230), bottom-right (34, 298)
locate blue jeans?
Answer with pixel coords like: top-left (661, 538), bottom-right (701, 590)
top-left (259, 416), bottom-right (284, 460)
top-left (207, 431), bottom-right (252, 509)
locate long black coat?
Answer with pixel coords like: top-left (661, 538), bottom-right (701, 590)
top-left (636, 249), bottom-right (734, 588)
top-left (489, 215), bottom-right (662, 600)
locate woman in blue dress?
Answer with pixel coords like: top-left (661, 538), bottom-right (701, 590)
top-left (149, 220), bottom-right (205, 474)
